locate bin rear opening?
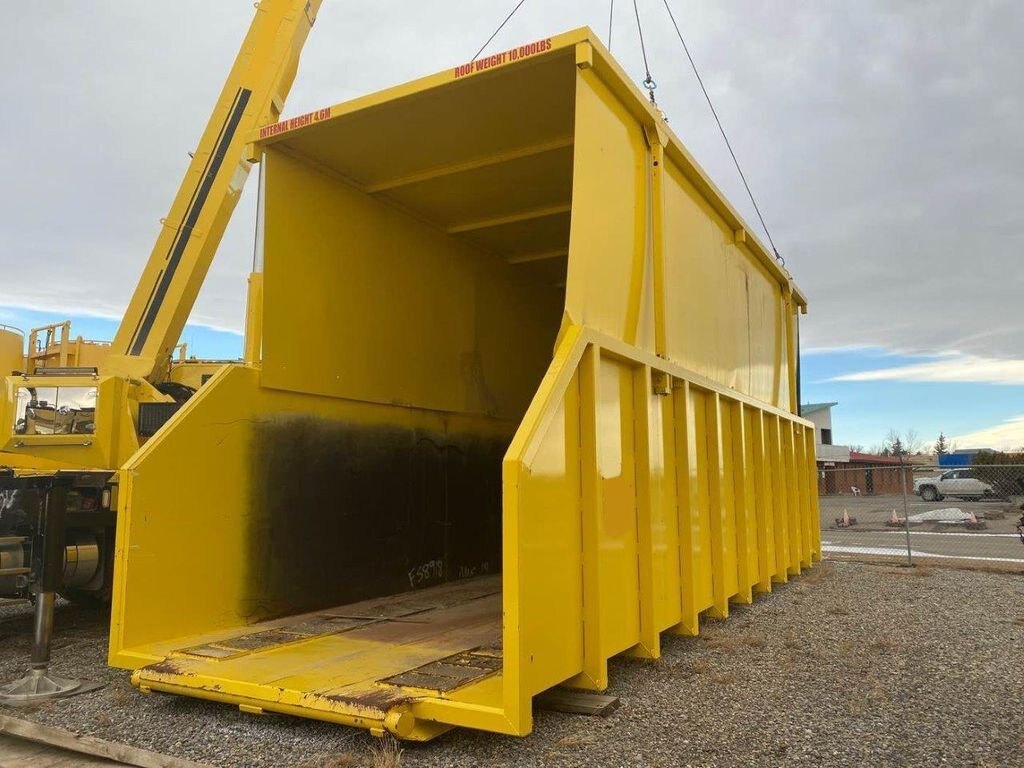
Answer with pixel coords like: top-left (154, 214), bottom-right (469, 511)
top-left (118, 49), bottom-right (581, 738)
top-left (249, 47), bottom-right (576, 618)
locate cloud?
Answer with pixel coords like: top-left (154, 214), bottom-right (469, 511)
top-left (952, 414), bottom-right (1024, 451)
top-left (801, 343), bottom-right (883, 356)
top-left (832, 354), bottom-right (1024, 386)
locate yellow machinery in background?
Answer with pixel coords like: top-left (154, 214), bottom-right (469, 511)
top-left (24, 322), bottom-right (111, 373)
top-left (20, 321), bottom-right (237, 392)
top-left (168, 343), bottom-right (241, 391)
top-left (114, 30), bottom-right (821, 740)
top-left (0, 324), bottom-right (100, 383)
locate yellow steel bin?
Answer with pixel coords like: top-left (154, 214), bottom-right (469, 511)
top-left (111, 28), bottom-right (820, 741)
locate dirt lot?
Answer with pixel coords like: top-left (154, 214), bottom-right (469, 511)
top-left (818, 493), bottom-right (1021, 534)
top-left (1, 561), bottom-right (1022, 767)
top-left (817, 494), bottom-right (1024, 568)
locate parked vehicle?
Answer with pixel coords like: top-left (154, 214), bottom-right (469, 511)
top-left (914, 469), bottom-right (995, 501)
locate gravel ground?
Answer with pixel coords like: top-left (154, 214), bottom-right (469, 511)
top-left (1, 561), bottom-right (1022, 767)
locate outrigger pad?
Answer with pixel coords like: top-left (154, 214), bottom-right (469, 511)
top-left (0, 667), bottom-right (101, 705)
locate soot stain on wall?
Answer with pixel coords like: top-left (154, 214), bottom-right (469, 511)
top-left (242, 416), bottom-right (507, 622)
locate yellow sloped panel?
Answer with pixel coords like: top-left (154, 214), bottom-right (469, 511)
top-left (565, 70), bottom-right (651, 349)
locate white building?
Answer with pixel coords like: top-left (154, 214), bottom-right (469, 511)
top-left (799, 402), bottom-right (850, 464)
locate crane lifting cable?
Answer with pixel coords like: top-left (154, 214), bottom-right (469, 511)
top-left (472, 0), bottom-right (530, 61)
top-left (608, 0), bottom-right (615, 52)
top-left (660, 0), bottom-right (785, 266)
top-left (470, 0), bottom-right (783, 266)
top-left (631, 0), bottom-right (658, 104)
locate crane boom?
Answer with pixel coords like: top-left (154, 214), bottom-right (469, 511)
top-left (105, 0), bottom-right (323, 381)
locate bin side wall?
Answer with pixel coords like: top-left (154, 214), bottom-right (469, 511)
top-left (260, 149), bottom-right (562, 422)
top-left (565, 67), bottom-right (797, 411)
top-left (503, 328), bottom-right (821, 731)
top-left (661, 160), bottom-right (795, 410)
top-left (110, 365), bottom-right (514, 667)
top-left (565, 69), bottom-right (653, 352)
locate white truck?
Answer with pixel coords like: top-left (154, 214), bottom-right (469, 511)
top-left (914, 468), bottom-right (995, 501)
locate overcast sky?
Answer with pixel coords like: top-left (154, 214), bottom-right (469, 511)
top-left (1, 1), bottom-right (1022, 447)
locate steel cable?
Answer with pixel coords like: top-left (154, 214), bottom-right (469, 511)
top-left (661, 0), bottom-right (784, 265)
top-left (472, 0), bottom-right (529, 61)
top-left (632, 0), bottom-right (657, 102)
top-left (608, 0), bottom-right (615, 51)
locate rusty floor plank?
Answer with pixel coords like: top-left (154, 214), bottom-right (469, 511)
top-left (136, 576), bottom-right (503, 717)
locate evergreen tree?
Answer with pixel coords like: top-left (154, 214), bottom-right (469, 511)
top-left (934, 432), bottom-right (949, 456)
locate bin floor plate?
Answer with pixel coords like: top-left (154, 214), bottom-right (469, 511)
top-left (133, 576), bottom-right (503, 726)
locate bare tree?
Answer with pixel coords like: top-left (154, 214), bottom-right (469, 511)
top-left (885, 428), bottom-right (922, 457)
top-left (904, 428), bottom-right (922, 455)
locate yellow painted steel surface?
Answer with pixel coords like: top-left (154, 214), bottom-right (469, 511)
top-left (0, 329), bottom-right (23, 378)
top-left (167, 361), bottom-right (234, 390)
top-left (114, 29), bottom-right (820, 741)
top-left (26, 322), bottom-right (111, 372)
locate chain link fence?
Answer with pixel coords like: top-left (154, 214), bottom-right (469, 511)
top-left (817, 462), bottom-right (1024, 570)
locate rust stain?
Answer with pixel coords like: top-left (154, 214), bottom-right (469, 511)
top-left (379, 649), bottom-right (503, 692)
top-left (319, 686), bottom-right (412, 713)
top-left (141, 660), bottom-right (194, 678)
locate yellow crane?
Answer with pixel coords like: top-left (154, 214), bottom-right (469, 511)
top-left (0, 0), bottom-right (323, 699)
top-left (0, 320), bottom-right (235, 391)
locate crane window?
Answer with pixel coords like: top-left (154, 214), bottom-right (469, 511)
top-left (14, 386), bottom-right (98, 435)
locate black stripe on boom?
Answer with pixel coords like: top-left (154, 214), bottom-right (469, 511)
top-left (123, 89), bottom-right (238, 354)
top-left (127, 87), bottom-right (244, 354)
top-left (129, 87), bottom-right (253, 357)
